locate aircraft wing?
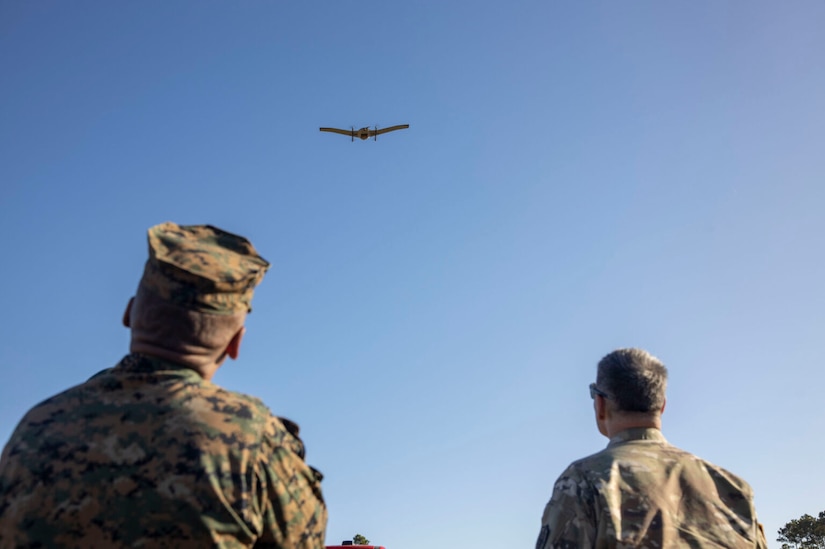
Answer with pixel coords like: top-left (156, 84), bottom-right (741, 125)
top-left (373, 124), bottom-right (410, 136)
top-left (319, 127), bottom-right (354, 137)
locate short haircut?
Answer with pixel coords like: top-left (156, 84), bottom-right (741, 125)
top-left (596, 348), bottom-right (668, 413)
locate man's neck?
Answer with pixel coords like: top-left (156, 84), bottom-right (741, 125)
top-left (604, 413), bottom-right (661, 438)
top-left (129, 343), bottom-right (222, 381)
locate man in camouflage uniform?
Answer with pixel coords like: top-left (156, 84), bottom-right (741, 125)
top-left (536, 348), bottom-right (767, 549)
top-left (0, 222), bottom-right (327, 548)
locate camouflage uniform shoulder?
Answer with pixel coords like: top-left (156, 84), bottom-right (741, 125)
top-left (685, 451), bottom-right (757, 501)
top-left (191, 379), bottom-right (310, 459)
top-left (4, 372), bottom-right (112, 440)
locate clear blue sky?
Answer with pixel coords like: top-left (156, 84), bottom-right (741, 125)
top-left (2, 2), bottom-right (823, 547)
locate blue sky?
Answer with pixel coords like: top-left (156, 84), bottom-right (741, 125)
top-left (2, 2), bottom-right (824, 547)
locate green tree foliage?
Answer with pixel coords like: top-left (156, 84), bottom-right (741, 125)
top-left (353, 534), bottom-right (370, 545)
top-left (777, 511), bottom-right (825, 549)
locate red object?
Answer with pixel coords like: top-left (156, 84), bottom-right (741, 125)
top-left (326, 546), bottom-right (386, 549)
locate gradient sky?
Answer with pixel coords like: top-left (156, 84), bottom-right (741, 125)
top-left (2, 2), bottom-right (824, 547)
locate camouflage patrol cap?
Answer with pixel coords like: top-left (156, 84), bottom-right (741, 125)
top-left (138, 222), bottom-right (270, 314)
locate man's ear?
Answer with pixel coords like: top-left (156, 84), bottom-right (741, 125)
top-left (660, 398), bottom-right (666, 415)
top-left (595, 394), bottom-right (609, 421)
top-left (225, 326), bottom-right (246, 360)
top-left (122, 297), bottom-right (135, 328)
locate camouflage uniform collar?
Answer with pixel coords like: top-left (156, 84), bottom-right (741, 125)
top-left (607, 427), bottom-right (667, 447)
top-left (116, 352), bottom-right (204, 378)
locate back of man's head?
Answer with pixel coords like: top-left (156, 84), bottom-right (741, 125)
top-left (596, 348), bottom-right (668, 413)
top-left (127, 222), bottom-right (270, 368)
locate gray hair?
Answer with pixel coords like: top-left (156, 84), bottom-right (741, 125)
top-left (596, 348), bottom-right (668, 413)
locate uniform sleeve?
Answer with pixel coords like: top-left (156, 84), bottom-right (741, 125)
top-left (536, 465), bottom-right (596, 549)
top-left (253, 417), bottom-right (328, 549)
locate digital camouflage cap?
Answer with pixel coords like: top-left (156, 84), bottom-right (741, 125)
top-left (138, 222), bottom-right (270, 314)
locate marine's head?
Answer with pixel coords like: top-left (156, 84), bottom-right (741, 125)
top-left (590, 348), bottom-right (668, 437)
top-left (123, 222), bottom-right (270, 378)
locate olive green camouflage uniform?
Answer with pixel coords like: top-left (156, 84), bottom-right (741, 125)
top-left (536, 428), bottom-right (768, 549)
top-left (0, 354), bottom-right (326, 548)
top-left (0, 222), bottom-right (327, 548)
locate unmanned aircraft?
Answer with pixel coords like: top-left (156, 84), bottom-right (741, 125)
top-left (319, 124), bottom-right (410, 141)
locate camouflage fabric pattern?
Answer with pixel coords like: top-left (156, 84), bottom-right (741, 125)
top-left (536, 428), bottom-right (768, 549)
top-left (0, 353), bottom-right (327, 548)
top-left (140, 222), bottom-right (270, 314)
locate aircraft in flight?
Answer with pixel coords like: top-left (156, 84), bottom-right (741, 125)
top-left (320, 124), bottom-right (410, 141)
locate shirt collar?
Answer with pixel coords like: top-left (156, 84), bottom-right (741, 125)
top-left (607, 427), bottom-right (667, 447)
top-left (115, 352), bottom-right (202, 378)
